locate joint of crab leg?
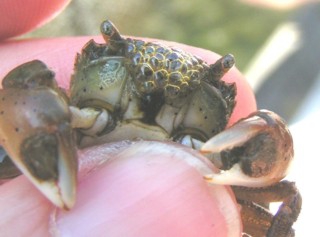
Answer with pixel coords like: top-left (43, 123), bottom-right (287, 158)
top-left (70, 106), bottom-right (111, 136)
top-left (70, 106), bottom-right (101, 129)
top-left (201, 110), bottom-right (293, 187)
top-left (209, 54), bottom-right (235, 81)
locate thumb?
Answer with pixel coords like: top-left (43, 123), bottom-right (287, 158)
top-left (0, 141), bottom-right (242, 237)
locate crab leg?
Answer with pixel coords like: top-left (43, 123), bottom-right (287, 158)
top-left (233, 181), bottom-right (302, 237)
top-left (0, 61), bottom-right (78, 209)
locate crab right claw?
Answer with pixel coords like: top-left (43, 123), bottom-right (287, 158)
top-left (0, 60), bottom-right (78, 210)
top-left (201, 110), bottom-right (294, 187)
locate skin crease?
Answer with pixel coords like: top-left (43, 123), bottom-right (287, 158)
top-left (0, 1), bottom-right (257, 236)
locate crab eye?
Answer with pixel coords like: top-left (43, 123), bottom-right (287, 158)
top-left (101, 21), bottom-right (113, 36)
top-left (100, 19), bottom-right (123, 44)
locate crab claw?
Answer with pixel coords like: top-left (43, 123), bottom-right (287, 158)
top-left (0, 61), bottom-right (77, 209)
top-left (201, 110), bottom-right (293, 187)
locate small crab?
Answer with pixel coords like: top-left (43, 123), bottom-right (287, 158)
top-left (0, 20), bottom-right (301, 236)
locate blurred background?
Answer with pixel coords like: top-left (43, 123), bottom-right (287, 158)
top-left (21, 0), bottom-right (320, 125)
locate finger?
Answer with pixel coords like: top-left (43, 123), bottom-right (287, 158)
top-left (0, 36), bottom-right (256, 122)
top-left (0, 141), bottom-right (242, 236)
top-left (0, 0), bottom-right (71, 40)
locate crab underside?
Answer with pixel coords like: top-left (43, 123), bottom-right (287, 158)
top-left (0, 20), bottom-right (301, 237)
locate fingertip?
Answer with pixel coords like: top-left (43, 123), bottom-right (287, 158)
top-left (0, 0), bottom-right (71, 40)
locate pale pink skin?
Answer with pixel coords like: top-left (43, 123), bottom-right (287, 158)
top-left (240, 0), bottom-right (317, 10)
top-left (0, 0), bottom-right (71, 40)
top-left (0, 1), bottom-right (256, 236)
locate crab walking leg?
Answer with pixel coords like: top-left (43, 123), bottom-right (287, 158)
top-left (232, 181), bottom-right (302, 237)
top-left (69, 106), bottom-right (109, 133)
top-left (201, 110), bottom-right (294, 188)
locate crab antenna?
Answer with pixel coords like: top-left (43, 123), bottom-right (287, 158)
top-left (100, 20), bottom-right (124, 53)
top-left (209, 54), bottom-right (235, 81)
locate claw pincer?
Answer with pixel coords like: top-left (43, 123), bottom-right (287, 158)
top-left (0, 61), bottom-right (77, 209)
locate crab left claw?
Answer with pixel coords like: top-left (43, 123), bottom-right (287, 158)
top-left (0, 61), bottom-right (77, 209)
top-left (201, 109), bottom-right (294, 187)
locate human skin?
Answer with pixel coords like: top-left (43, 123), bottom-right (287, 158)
top-left (240, 0), bottom-right (317, 9)
top-left (0, 1), bottom-right (256, 236)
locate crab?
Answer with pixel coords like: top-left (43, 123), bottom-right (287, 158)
top-left (0, 20), bottom-right (301, 237)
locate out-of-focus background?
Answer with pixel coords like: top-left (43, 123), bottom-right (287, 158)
top-left (20, 0), bottom-right (320, 235)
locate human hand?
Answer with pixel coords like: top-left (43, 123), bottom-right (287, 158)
top-left (0, 1), bottom-right (256, 236)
